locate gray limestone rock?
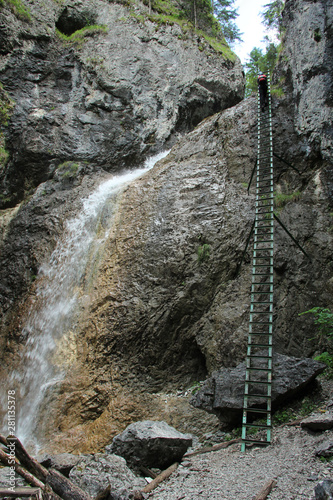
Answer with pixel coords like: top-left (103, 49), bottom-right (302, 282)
top-left (69, 453), bottom-right (146, 499)
top-left (315, 440), bottom-right (333, 458)
top-left (190, 353), bottom-right (326, 424)
top-left (107, 420), bottom-right (192, 471)
top-left (301, 412), bottom-right (333, 432)
top-left (315, 479), bottom-right (333, 500)
top-left (38, 452), bottom-right (83, 477)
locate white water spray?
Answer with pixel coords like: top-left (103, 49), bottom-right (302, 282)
top-left (3, 151), bottom-right (169, 447)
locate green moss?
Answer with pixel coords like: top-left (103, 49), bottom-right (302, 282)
top-left (0, 83), bottom-right (14, 170)
top-left (57, 161), bottom-right (79, 180)
top-left (0, 0), bottom-right (31, 21)
top-left (274, 190), bottom-right (301, 209)
top-left (197, 243), bottom-right (211, 263)
top-left (271, 84), bottom-right (285, 98)
top-left (56, 25), bottom-right (108, 46)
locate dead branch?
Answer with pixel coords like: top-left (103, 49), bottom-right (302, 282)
top-left (6, 435), bottom-right (48, 481)
top-left (253, 479), bottom-right (277, 500)
top-left (46, 469), bottom-right (92, 500)
top-left (0, 487), bottom-right (42, 498)
top-left (141, 462), bottom-right (178, 494)
top-left (184, 438), bottom-right (241, 458)
top-left (0, 447), bottom-right (44, 489)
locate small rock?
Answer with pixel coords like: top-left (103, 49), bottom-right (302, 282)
top-left (315, 441), bottom-right (333, 458)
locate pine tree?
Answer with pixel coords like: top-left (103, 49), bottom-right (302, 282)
top-left (261, 0), bottom-right (285, 38)
top-left (213, 0), bottom-right (242, 44)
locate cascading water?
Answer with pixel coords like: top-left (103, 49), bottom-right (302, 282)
top-left (2, 151), bottom-right (169, 449)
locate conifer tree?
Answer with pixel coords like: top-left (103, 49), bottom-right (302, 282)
top-left (213, 0), bottom-right (242, 44)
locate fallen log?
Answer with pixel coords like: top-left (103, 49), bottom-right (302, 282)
top-left (46, 469), bottom-right (92, 500)
top-left (253, 479), bottom-right (277, 500)
top-left (184, 438), bottom-right (241, 458)
top-left (6, 435), bottom-right (48, 481)
top-left (0, 487), bottom-right (42, 498)
top-left (0, 448), bottom-right (44, 489)
top-left (141, 462), bottom-right (178, 494)
top-left (0, 433), bottom-right (8, 447)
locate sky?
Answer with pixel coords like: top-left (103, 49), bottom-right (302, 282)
top-left (232, 0), bottom-right (269, 65)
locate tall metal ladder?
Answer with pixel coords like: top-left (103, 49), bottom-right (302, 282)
top-left (241, 73), bottom-right (274, 451)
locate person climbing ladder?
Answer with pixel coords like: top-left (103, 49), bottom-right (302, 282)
top-left (258, 72), bottom-right (268, 112)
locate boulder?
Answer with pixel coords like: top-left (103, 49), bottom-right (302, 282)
top-left (69, 453), bottom-right (145, 500)
top-left (106, 420), bottom-right (192, 471)
top-left (190, 353), bottom-right (326, 424)
top-left (301, 412), bottom-right (333, 432)
top-left (314, 480), bottom-right (333, 500)
top-left (38, 452), bottom-right (83, 477)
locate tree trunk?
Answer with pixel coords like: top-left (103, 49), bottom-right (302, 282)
top-left (0, 487), bottom-right (42, 498)
top-left (6, 435), bottom-right (48, 482)
top-left (141, 463), bottom-right (178, 494)
top-left (46, 469), bottom-right (92, 500)
top-left (0, 448), bottom-right (44, 489)
top-left (254, 479), bottom-right (277, 500)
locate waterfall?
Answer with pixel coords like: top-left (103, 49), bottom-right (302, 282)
top-left (3, 151), bottom-right (169, 449)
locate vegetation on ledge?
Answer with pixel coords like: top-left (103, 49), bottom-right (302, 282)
top-left (0, 0), bottom-right (31, 21)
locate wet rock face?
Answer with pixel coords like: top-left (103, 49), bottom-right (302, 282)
top-left (0, 0), bottom-right (244, 206)
top-left (0, 0), bottom-right (333, 454)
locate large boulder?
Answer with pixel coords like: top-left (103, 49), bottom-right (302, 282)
top-left (190, 353), bottom-right (326, 424)
top-left (69, 453), bottom-right (146, 500)
top-left (107, 420), bottom-right (192, 471)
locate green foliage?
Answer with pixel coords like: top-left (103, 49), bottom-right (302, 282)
top-left (274, 190), bottom-right (301, 209)
top-left (261, 0), bottom-right (285, 38)
top-left (299, 307), bottom-right (333, 339)
top-left (245, 42), bottom-right (279, 97)
top-left (197, 243), bottom-right (211, 263)
top-left (0, 83), bottom-right (14, 170)
top-left (213, 0), bottom-right (242, 44)
top-left (300, 307), bottom-right (333, 378)
top-left (57, 161), bottom-right (79, 180)
top-left (56, 25), bottom-right (108, 45)
top-left (313, 28), bottom-right (322, 43)
top-left (0, 0), bottom-right (31, 21)
top-left (188, 381), bottom-right (201, 394)
top-left (314, 352), bottom-right (333, 378)
top-left (273, 408), bottom-right (296, 424)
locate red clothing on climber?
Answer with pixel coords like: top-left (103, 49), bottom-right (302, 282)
top-left (258, 73), bottom-right (268, 112)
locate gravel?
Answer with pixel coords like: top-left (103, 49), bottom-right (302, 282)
top-left (148, 425), bottom-right (333, 499)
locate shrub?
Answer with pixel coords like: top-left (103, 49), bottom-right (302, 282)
top-left (197, 243), bottom-right (211, 263)
top-left (300, 307), bottom-right (333, 378)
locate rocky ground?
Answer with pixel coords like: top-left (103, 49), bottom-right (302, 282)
top-left (148, 380), bottom-right (333, 500)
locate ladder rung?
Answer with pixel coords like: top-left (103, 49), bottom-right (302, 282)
top-left (244, 408), bottom-right (270, 414)
top-left (248, 344), bottom-right (272, 349)
top-left (241, 438), bottom-right (271, 446)
top-left (243, 422), bottom-right (272, 429)
top-left (245, 393), bottom-right (272, 398)
top-left (245, 379), bottom-right (272, 385)
top-left (246, 367), bottom-right (270, 372)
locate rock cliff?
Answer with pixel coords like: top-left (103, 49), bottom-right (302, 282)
top-left (0, 0), bottom-right (332, 453)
